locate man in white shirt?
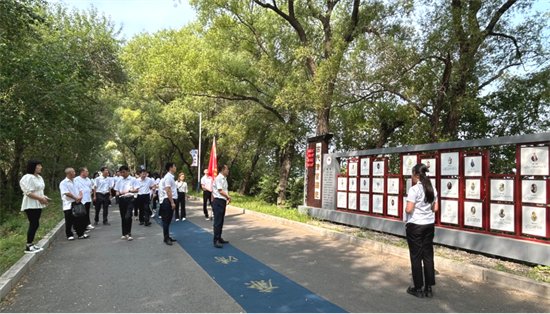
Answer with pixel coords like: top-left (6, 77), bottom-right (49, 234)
top-left (212, 165), bottom-right (231, 248)
top-left (93, 167), bottom-right (112, 226)
top-left (60, 168), bottom-right (89, 240)
top-left (114, 166), bottom-right (139, 241)
top-left (135, 169), bottom-right (156, 226)
top-left (74, 167), bottom-right (95, 231)
top-left (161, 162), bottom-right (178, 246)
top-left (200, 169), bottom-right (213, 220)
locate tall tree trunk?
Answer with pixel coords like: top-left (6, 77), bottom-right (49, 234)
top-left (8, 139), bottom-right (25, 193)
top-left (239, 142), bottom-right (264, 195)
top-left (276, 139), bottom-right (295, 206)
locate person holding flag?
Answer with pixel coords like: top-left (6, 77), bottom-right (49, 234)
top-left (201, 138), bottom-right (217, 220)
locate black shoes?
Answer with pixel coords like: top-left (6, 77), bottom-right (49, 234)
top-left (424, 286), bottom-right (433, 298)
top-left (103, 221), bottom-right (110, 226)
top-left (94, 221), bottom-right (99, 226)
top-left (165, 239), bottom-right (173, 246)
top-left (407, 286), bottom-right (424, 298)
top-left (139, 222), bottom-right (144, 225)
top-left (169, 237), bottom-right (177, 242)
top-left (144, 222), bottom-right (151, 226)
top-left (213, 241), bottom-right (223, 248)
top-left (219, 238), bottom-right (229, 244)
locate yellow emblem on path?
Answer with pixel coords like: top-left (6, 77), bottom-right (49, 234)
top-left (245, 279), bottom-right (279, 293)
top-left (215, 256), bottom-right (238, 264)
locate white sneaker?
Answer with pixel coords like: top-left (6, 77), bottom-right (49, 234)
top-left (175, 219), bottom-right (180, 222)
top-left (121, 235), bottom-right (127, 240)
top-left (24, 245), bottom-right (43, 254)
top-left (68, 236), bottom-right (75, 241)
top-left (127, 236), bottom-right (133, 241)
top-left (205, 217), bottom-right (210, 220)
top-left (78, 234), bottom-right (90, 239)
top-left (158, 216), bottom-right (162, 219)
top-left (86, 224), bottom-right (95, 230)
top-left (181, 218), bottom-right (186, 221)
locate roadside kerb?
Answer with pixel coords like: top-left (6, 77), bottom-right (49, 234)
top-left (225, 203), bottom-right (550, 300)
top-left (0, 219), bottom-right (65, 302)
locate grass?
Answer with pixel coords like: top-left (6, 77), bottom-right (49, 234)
top-left (0, 192), bottom-right (64, 275)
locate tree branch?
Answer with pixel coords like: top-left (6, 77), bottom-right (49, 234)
top-left (477, 62), bottom-right (521, 91)
top-left (487, 31), bottom-right (522, 58)
top-left (484, 0), bottom-right (518, 35)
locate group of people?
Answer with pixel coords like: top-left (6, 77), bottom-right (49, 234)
top-left (19, 158), bottom-right (232, 254)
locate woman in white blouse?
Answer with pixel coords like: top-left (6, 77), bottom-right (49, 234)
top-left (19, 159), bottom-right (51, 254)
top-left (175, 173), bottom-right (188, 221)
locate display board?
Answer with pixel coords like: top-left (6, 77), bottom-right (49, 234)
top-left (440, 178), bottom-right (459, 198)
top-left (349, 177), bottom-right (357, 192)
top-left (490, 179), bottom-right (514, 202)
top-left (372, 194), bottom-right (384, 214)
top-left (520, 146), bottom-right (549, 176)
top-left (359, 194), bottom-right (369, 212)
top-left (522, 206), bottom-right (547, 237)
top-left (441, 152), bottom-right (460, 176)
top-left (387, 178), bottom-right (399, 195)
top-left (314, 143), bottom-right (322, 199)
top-left (349, 159), bottom-right (358, 177)
top-left (387, 196), bottom-right (399, 216)
top-left (464, 156), bottom-right (483, 177)
top-left (421, 158), bottom-right (437, 177)
top-left (337, 192), bottom-right (347, 208)
top-left (490, 203), bottom-right (515, 232)
top-left (521, 180), bottom-right (547, 204)
top-left (372, 161), bottom-right (385, 176)
top-left (440, 199), bottom-right (459, 224)
top-left (465, 179), bottom-right (482, 200)
top-left (360, 177), bottom-right (370, 192)
top-left (337, 177), bottom-right (347, 191)
top-left (348, 193), bottom-right (357, 210)
top-left (464, 201), bottom-right (483, 228)
top-left (402, 155), bottom-right (417, 176)
top-left (372, 178), bottom-right (385, 193)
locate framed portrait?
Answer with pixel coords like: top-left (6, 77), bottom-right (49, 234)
top-left (360, 157), bottom-right (370, 176)
top-left (440, 178), bottom-right (459, 199)
top-left (464, 156), bottom-right (483, 177)
top-left (359, 193), bottom-right (369, 212)
top-left (402, 155), bottom-right (417, 176)
top-left (421, 158), bottom-right (437, 177)
top-left (441, 152), bottom-right (459, 176)
top-left (372, 161), bottom-right (385, 176)
top-left (440, 199), bottom-right (459, 224)
top-left (359, 177), bottom-right (370, 193)
top-left (521, 180), bottom-right (547, 204)
top-left (465, 179), bottom-right (482, 200)
top-left (490, 203), bottom-right (515, 232)
top-left (372, 194), bottom-right (384, 214)
top-left (520, 146), bottom-right (549, 176)
top-left (490, 179), bottom-right (514, 202)
top-left (337, 192), bottom-right (347, 208)
top-left (348, 177), bottom-right (358, 192)
top-left (372, 178), bottom-right (385, 193)
top-left (387, 196), bottom-right (399, 216)
top-left (387, 178), bottom-right (400, 195)
top-left (337, 177), bottom-right (347, 191)
top-left (522, 206), bottom-right (547, 237)
top-left (348, 160), bottom-right (358, 177)
top-left (348, 193), bottom-right (357, 210)
top-left (464, 201), bottom-right (483, 228)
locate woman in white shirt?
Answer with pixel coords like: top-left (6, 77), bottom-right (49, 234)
top-left (175, 173), bottom-right (188, 221)
top-left (405, 163), bottom-right (439, 298)
top-left (19, 159), bottom-right (51, 254)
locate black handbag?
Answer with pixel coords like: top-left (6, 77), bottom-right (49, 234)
top-left (71, 202), bottom-right (87, 217)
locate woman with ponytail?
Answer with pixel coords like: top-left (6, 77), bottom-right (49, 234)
top-left (405, 163), bottom-right (439, 298)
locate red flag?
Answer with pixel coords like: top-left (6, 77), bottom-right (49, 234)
top-left (208, 137), bottom-right (218, 178)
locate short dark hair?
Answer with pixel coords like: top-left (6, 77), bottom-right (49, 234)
top-left (136, 169), bottom-right (142, 175)
top-left (220, 164), bottom-right (228, 172)
top-left (100, 166), bottom-right (108, 172)
top-left (78, 167), bottom-right (87, 175)
top-left (141, 169), bottom-right (149, 174)
top-left (119, 165), bottom-right (129, 172)
top-left (26, 159), bottom-right (42, 174)
top-left (165, 162), bottom-right (175, 171)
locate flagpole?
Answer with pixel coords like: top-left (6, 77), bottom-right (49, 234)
top-left (197, 112), bottom-right (202, 193)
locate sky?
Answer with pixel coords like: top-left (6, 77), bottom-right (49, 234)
top-left (47, 0), bottom-right (197, 40)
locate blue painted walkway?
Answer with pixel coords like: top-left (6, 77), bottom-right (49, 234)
top-left (155, 216), bottom-right (346, 313)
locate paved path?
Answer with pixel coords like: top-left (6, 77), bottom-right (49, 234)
top-left (1, 200), bottom-right (549, 313)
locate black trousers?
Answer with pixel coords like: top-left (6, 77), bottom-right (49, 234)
top-left (175, 192), bottom-right (186, 219)
top-left (203, 190), bottom-right (212, 218)
top-left (64, 209), bottom-right (86, 237)
top-left (406, 223), bottom-right (436, 289)
top-left (160, 199), bottom-right (174, 242)
top-left (152, 193), bottom-right (159, 211)
top-left (84, 202), bottom-right (91, 226)
top-left (212, 198), bottom-right (227, 243)
top-left (118, 197), bottom-right (134, 236)
top-left (94, 192), bottom-right (110, 223)
top-left (136, 194), bottom-right (151, 223)
top-left (25, 208), bottom-right (42, 244)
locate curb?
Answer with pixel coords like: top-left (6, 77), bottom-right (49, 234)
top-left (225, 204), bottom-right (550, 300)
top-left (0, 219), bottom-right (65, 302)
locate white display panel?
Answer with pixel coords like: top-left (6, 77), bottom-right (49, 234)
top-left (440, 199), bottom-right (459, 224)
top-left (464, 201), bottom-right (483, 228)
top-left (465, 179), bottom-right (482, 200)
top-left (372, 178), bottom-right (385, 193)
top-left (522, 206), bottom-right (547, 237)
top-left (441, 178), bottom-right (459, 199)
top-left (421, 158), bottom-right (437, 177)
top-left (441, 152), bottom-right (459, 176)
top-left (337, 192), bottom-right (347, 208)
top-left (359, 194), bottom-right (369, 212)
top-left (387, 196), bottom-right (399, 216)
top-left (490, 179), bottom-right (514, 202)
top-left (490, 203), bottom-right (515, 232)
top-left (349, 160), bottom-right (358, 177)
top-left (402, 155), bottom-right (417, 176)
top-left (522, 180), bottom-right (547, 204)
top-left (348, 177), bottom-right (357, 192)
top-left (314, 143), bottom-right (322, 199)
top-left (520, 146), bottom-right (549, 176)
top-left (359, 177), bottom-right (370, 193)
top-left (372, 161), bottom-right (385, 176)
top-left (337, 177), bottom-right (347, 191)
top-left (360, 158), bottom-right (370, 176)
top-left (387, 178), bottom-right (400, 195)
top-left (348, 193), bottom-right (357, 210)
top-left (405, 179), bottom-right (412, 195)
top-left (464, 156), bottom-right (483, 177)
top-left (372, 194), bottom-right (384, 214)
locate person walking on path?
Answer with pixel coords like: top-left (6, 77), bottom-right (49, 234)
top-left (175, 172), bottom-right (188, 222)
top-left (135, 169), bottom-right (155, 226)
top-left (60, 168), bottom-right (89, 241)
top-left (200, 169), bottom-right (213, 220)
top-left (150, 172), bottom-right (160, 217)
top-left (160, 163), bottom-right (178, 245)
top-left (115, 166), bottom-right (139, 241)
top-left (19, 159), bottom-right (51, 253)
top-left (212, 165), bottom-right (230, 248)
top-left (405, 163), bottom-right (439, 298)
top-left (74, 167), bottom-right (95, 231)
top-left (93, 167), bottom-right (111, 226)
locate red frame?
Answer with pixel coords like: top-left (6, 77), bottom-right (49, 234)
top-left (386, 175), bottom-right (402, 220)
top-left (461, 150), bottom-right (489, 232)
top-left (358, 156), bottom-right (373, 214)
top-left (487, 174), bottom-right (517, 236)
top-left (438, 150), bottom-right (462, 229)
